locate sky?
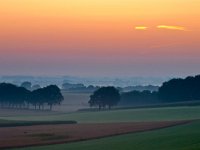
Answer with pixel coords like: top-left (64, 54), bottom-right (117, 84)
top-left (0, 0), bottom-right (200, 77)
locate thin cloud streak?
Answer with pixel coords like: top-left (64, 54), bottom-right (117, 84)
top-left (157, 25), bottom-right (186, 31)
top-left (134, 25), bottom-right (188, 31)
top-left (135, 26), bottom-right (148, 30)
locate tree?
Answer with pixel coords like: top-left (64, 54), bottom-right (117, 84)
top-left (44, 85), bottom-right (64, 110)
top-left (120, 90), bottom-right (158, 106)
top-left (89, 86), bottom-right (120, 110)
top-left (0, 83), bottom-right (30, 108)
top-left (158, 75), bottom-right (200, 102)
top-left (30, 88), bottom-right (44, 110)
top-left (0, 83), bottom-right (64, 110)
top-left (30, 85), bottom-right (64, 110)
top-left (21, 81), bottom-right (32, 91)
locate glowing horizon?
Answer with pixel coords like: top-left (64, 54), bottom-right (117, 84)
top-left (0, 0), bottom-right (200, 77)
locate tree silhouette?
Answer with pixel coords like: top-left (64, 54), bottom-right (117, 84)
top-left (120, 90), bottom-right (158, 106)
top-left (44, 85), bottom-right (64, 110)
top-left (0, 83), bottom-right (63, 110)
top-left (30, 85), bottom-right (64, 110)
top-left (89, 87), bottom-right (120, 110)
top-left (158, 75), bottom-right (200, 102)
top-left (0, 83), bottom-right (30, 108)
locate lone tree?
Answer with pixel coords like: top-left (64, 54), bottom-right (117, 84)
top-left (89, 86), bottom-right (120, 110)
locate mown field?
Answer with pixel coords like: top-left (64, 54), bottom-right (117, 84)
top-left (0, 105), bottom-right (200, 150)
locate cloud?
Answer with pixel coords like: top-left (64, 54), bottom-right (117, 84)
top-left (135, 26), bottom-right (148, 30)
top-left (157, 25), bottom-right (186, 31)
top-left (134, 25), bottom-right (188, 31)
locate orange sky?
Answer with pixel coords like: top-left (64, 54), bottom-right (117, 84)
top-left (0, 0), bottom-right (200, 76)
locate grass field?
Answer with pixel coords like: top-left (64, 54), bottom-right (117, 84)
top-left (1, 106), bottom-right (200, 123)
top-left (1, 105), bottom-right (200, 150)
top-left (14, 120), bottom-right (200, 150)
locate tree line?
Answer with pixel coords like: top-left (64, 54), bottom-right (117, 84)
top-left (120, 75), bottom-right (200, 106)
top-left (89, 75), bottom-right (200, 109)
top-left (120, 90), bottom-right (158, 106)
top-left (1, 75), bottom-right (200, 111)
top-left (0, 83), bottom-right (64, 110)
top-left (158, 75), bottom-right (200, 102)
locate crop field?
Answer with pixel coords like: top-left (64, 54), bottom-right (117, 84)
top-left (14, 120), bottom-right (200, 150)
top-left (0, 105), bottom-right (200, 150)
top-left (0, 121), bottom-right (189, 149)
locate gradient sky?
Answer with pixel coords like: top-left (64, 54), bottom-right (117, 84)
top-left (0, 0), bottom-right (200, 77)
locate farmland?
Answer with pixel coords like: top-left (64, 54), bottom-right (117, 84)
top-left (0, 121), bottom-right (189, 149)
top-left (1, 97), bottom-right (200, 150)
top-left (1, 106), bottom-right (200, 123)
top-left (14, 120), bottom-right (200, 150)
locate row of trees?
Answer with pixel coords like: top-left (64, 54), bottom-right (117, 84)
top-left (120, 90), bottom-right (158, 106)
top-left (1, 75), bottom-right (200, 111)
top-left (89, 75), bottom-right (200, 109)
top-left (158, 75), bottom-right (200, 102)
top-left (0, 83), bottom-right (64, 110)
top-left (118, 75), bottom-right (200, 107)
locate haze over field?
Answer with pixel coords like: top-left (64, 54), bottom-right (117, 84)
top-left (0, 75), bottom-right (168, 87)
top-left (0, 0), bottom-right (200, 77)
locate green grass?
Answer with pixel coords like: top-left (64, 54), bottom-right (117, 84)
top-left (14, 120), bottom-right (200, 150)
top-left (1, 106), bottom-right (200, 123)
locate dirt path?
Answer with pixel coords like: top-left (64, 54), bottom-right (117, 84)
top-left (0, 120), bottom-right (192, 149)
